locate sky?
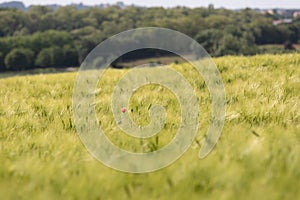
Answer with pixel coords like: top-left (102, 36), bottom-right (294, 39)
top-left (1, 0), bottom-right (300, 9)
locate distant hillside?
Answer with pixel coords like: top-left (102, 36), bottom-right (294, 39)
top-left (0, 1), bottom-right (126, 11)
top-left (0, 1), bottom-right (26, 10)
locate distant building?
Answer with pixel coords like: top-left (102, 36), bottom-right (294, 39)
top-left (293, 11), bottom-right (300, 18)
top-left (267, 9), bottom-right (275, 15)
top-left (273, 19), bottom-right (293, 26)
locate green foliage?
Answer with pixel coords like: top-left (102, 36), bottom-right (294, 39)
top-left (26, 6), bottom-right (55, 33)
top-left (34, 45), bottom-right (78, 68)
top-left (195, 29), bottom-right (222, 54)
top-left (0, 30), bottom-right (74, 69)
top-left (0, 52), bottom-right (5, 70)
top-left (35, 48), bottom-right (52, 68)
top-left (0, 6), bottom-right (300, 70)
top-left (0, 9), bottom-right (25, 36)
top-left (34, 47), bottom-right (60, 68)
top-left (63, 45), bottom-right (79, 67)
top-left (27, 30), bottom-right (72, 53)
top-left (196, 29), bottom-right (258, 56)
top-left (0, 54), bottom-right (299, 199)
top-left (4, 48), bottom-right (34, 70)
top-left (35, 46), bottom-right (67, 68)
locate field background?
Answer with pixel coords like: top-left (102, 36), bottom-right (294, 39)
top-left (0, 54), bottom-right (299, 199)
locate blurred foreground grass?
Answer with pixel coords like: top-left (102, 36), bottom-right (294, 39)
top-left (0, 54), bottom-right (299, 199)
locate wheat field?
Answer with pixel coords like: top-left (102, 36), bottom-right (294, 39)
top-left (0, 54), bottom-right (299, 199)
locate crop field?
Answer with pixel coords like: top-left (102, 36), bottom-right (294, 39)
top-left (0, 54), bottom-right (299, 199)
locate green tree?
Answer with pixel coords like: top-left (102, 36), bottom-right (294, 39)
top-left (35, 48), bottom-right (52, 68)
top-left (4, 48), bottom-right (34, 70)
top-left (0, 52), bottom-right (5, 70)
top-left (216, 34), bottom-right (240, 56)
top-left (35, 46), bottom-right (64, 68)
top-left (26, 6), bottom-right (55, 33)
top-left (195, 29), bottom-right (223, 55)
top-left (0, 38), bottom-right (10, 56)
top-left (55, 6), bottom-right (87, 31)
top-left (239, 32), bottom-right (258, 55)
top-left (0, 9), bottom-right (26, 36)
top-left (63, 45), bottom-right (79, 67)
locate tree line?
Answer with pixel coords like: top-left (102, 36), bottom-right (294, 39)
top-left (0, 5), bottom-right (300, 71)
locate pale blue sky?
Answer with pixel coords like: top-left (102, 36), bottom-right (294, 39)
top-left (1, 0), bottom-right (300, 9)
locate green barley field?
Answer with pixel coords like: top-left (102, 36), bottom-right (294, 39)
top-left (0, 54), bottom-right (299, 199)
